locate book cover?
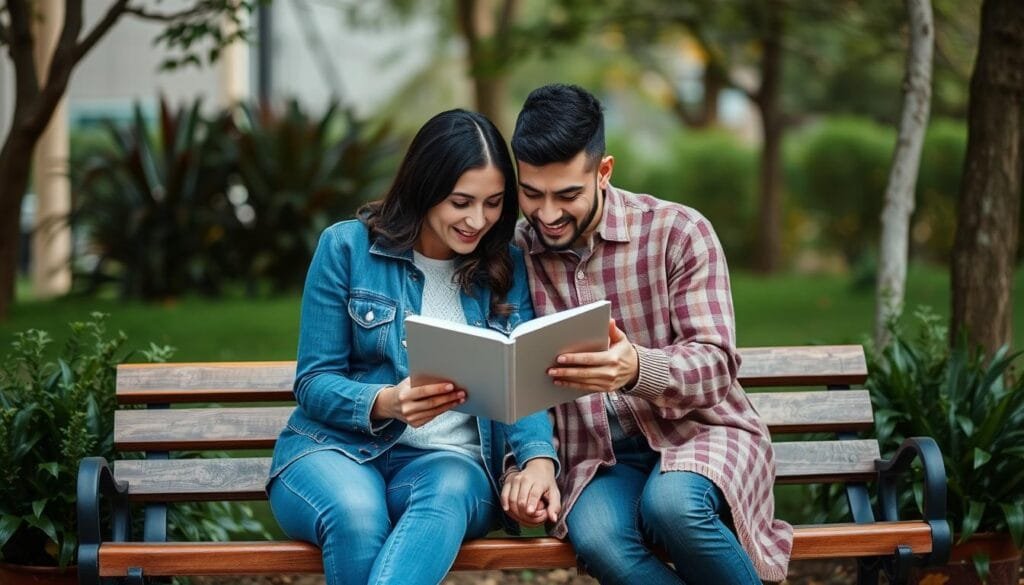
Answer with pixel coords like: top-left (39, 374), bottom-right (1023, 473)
top-left (406, 300), bottom-right (611, 423)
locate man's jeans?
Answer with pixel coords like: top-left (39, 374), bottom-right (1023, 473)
top-left (268, 445), bottom-right (496, 585)
top-left (566, 433), bottom-right (761, 585)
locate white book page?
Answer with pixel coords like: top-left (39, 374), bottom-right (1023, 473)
top-left (511, 300), bottom-right (611, 419)
top-left (405, 315), bottom-right (511, 421)
top-left (509, 300), bottom-right (611, 340)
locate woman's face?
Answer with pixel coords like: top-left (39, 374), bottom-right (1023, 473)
top-left (416, 165), bottom-right (505, 259)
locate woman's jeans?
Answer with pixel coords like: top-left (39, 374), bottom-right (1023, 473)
top-left (565, 433), bottom-right (762, 585)
top-left (268, 445), bottom-right (497, 585)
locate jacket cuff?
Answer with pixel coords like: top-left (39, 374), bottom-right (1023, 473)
top-left (623, 345), bottom-right (671, 402)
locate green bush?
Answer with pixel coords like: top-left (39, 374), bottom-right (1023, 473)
top-left (608, 130), bottom-right (757, 263)
top-left (72, 97), bottom-right (237, 299)
top-left (0, 314), bottom-right (267, 567)
top-left (224, 100), bottom-right (399, 292)
top-left (793, 117), bottom-right (894, 265)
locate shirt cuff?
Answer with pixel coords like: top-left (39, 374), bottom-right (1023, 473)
top-left (366, 385), bottom-right (396, 435)
top-left (622, 345), bottom-right (672, 402)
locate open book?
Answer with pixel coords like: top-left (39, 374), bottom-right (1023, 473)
top-left (406, 300), bottom-right (611, 423)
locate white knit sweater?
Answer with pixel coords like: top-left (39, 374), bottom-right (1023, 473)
top-left (396, 252), bottom-right (482, 462)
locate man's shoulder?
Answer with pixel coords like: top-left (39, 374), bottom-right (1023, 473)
top-left (613, 186), bottom-right (712, 231)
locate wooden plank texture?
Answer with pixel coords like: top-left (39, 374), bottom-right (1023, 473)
top-left (114, 391), bottom-right (873, 450)
top-left (115, 345), bottom-right (867, 403)
top-left (96, 521), bottom-right (932, 576)
top-left (112, 440), bottom-right (880, 501)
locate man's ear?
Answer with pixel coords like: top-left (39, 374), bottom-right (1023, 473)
top-left (598, 155), bottom-right (615, 189)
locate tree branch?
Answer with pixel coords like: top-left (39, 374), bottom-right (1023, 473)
top-left (122, 3), bottom-right (211, 23)
top-left (73, 0), bottom-right (130, 64)
top-left (6, 0), bottom-right (41, 109)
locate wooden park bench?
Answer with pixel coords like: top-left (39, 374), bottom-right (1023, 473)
top-left (77, 345), bottom-right (950, 584)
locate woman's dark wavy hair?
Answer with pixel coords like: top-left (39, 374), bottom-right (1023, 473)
top-left (357, 109), bottom-right (518, 315)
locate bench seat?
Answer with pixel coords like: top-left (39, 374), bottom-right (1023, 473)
top-left (77, 345), bottom-right (950, 584)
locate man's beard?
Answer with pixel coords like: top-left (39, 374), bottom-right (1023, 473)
top-left (530, 178), bottom-right (602, 252)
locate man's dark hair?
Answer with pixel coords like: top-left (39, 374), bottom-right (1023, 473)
top-left (511, 83), bottom-right (605, 169)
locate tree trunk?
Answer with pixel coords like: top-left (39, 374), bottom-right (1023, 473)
top-left (0, 130), bottom-right (37, 321)
top-left (472, 75), bottom-right (507, 133)
top-left (754, 3), bottom-right (784, 274)
top-left (875, 0), bottom-right (934, 348)
top-left (951, 0), bottom-right (1024, 355)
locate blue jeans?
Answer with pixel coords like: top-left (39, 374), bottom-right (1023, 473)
top-left (565, 434), bottom-right (761, 585)
top-left (268, 445), bottom-right (497, 585)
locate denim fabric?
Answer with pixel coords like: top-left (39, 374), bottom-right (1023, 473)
top-left (269, 221), bottom-right (557, 539)
top-left (269, 445), bottom-right (497, 585)
top-left (566, 435), bottom-right (761, 585)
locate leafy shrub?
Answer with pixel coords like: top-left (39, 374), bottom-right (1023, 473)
top-left (72, 97), bottom-right (237, 299)
top-left (224, 100), bottom-right (399, 292)
top-left (0, 314), bottom-right (267, 567)
top-left (792, 117), bottom-right (894, 265)
top-left (608, 130), bottom-right (757, 264)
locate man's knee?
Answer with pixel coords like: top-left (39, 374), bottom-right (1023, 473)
top-left (642, 471), bottom-right (720, 533)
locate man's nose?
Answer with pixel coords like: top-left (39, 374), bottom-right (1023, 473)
top-left (537, 199), bottom-right (561, 223)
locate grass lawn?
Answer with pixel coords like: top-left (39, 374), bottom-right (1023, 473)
top-left (3, 263), bottom-right (1021, 358)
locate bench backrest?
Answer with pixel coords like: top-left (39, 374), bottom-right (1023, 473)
top-left (109, 345), bottom-right (871, 503)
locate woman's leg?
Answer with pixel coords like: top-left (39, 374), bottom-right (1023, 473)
top-left (268, 450), bottom-right (390, 585)
top-left (368, 446), bottom-right (497, 585)
top-left (565, 437), bottom-right (683, 585)
top-left (641, 469), bottom-right (761, 585)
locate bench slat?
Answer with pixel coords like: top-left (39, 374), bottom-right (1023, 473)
top-left (114, 391), bottom-right (874, 450)
top-left (95, 521), bottom-right (932, 576)
top-left (116, 345), bottom-right (868, 404)
top-left (112, 440), bottom-right (880, 501)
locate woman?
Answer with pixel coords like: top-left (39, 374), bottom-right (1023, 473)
top-left (267, 109), bottom-right (560, 585)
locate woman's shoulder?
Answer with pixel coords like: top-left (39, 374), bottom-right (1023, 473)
top-left (319, 219), bottom-right (371, 250)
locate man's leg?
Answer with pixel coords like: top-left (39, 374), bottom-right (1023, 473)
top-left (267, 450), bottom-right (390, 585)
top-left (566, 436), bottom-right (683, 585)
top-left (368, 446), bottom-right (497, 585)
top-left (642, 467), bottom-right (761, 585)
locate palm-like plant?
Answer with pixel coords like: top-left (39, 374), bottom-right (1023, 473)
top-left (73, 96), bottom-right (236, 299)
top-left (225, 100), bottom-right (398, 292)
top-left (868, 308), bottom-right (1024, 578)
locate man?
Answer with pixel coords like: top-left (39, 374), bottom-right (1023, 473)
top-left (507, 83), bottom-right (793, 584)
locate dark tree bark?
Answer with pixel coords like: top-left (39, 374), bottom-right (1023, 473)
top-left (455, 0), bottom-right (519, 133)
top-left (951, 0), bottom-right (1024, 355)
top-left (0, 0), bottom-right (251, 320)
top-left (753, 1), bottom-right (784, 273)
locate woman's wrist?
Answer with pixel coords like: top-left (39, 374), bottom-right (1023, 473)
top-left (370, 386), bottom-right (396, 420)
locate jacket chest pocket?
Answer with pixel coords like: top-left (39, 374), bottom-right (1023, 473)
top-left (348, 291), bottom-right (397, 363)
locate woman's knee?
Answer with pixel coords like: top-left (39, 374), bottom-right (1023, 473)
top-left (270, 467), bottom-right (389, 545)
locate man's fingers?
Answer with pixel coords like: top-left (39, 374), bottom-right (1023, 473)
top-left (546, 486), bottom-right (562, 522)
top-left (554, 351), bottom-right (605, 366)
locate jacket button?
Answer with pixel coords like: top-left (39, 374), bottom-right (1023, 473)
top-left (401, 339), bottom-right (407, 348)
top-left (359, 448), bottom-right (371, 456)
top-left (365, 310), bottom-right (375, 322)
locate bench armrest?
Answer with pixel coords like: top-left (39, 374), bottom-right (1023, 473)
top-left (77, 456), bottom-right (130, 585)
top-left (874, 437), bottom-right (951, 566)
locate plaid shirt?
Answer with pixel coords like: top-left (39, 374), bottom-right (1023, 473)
top-left (515, 185), bottom-right (793, 582)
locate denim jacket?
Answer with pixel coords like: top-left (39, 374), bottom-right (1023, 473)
top-left (269, 220), bottom-right (558, 519)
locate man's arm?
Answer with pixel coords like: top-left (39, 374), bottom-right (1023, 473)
top-left (548, 212), bottom-right (740, 410)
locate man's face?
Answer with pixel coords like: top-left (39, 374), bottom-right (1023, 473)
top-left (517, 151), bottom-right (614, 251)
